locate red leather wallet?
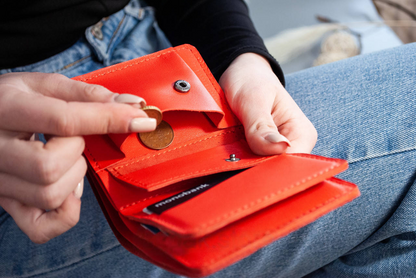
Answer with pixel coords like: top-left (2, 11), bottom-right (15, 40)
top-left (73, 45), bottom-right (360, 277)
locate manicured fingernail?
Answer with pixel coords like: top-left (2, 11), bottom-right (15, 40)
top-left (73, 179), bottom-right (84, 199)
top-left (129, 118), bottom-right (157, 132)
top-left (115, 94), bottom-right (146, 108)
top-left (265, 132), bottom-right (291, 147)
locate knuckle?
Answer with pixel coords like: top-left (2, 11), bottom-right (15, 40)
top-left (37, 186), bottom-right (63, 210)
top-left (28, 231), bottom-right (50, 245)
top-left (43, 73), bottom-right (68, 89)
top-left (83, 84), bottom-right (107, 99)
top-left (33, 153), bottom-right (60, 184)
top-left (64, 210), bottom-right (80, 229)
top-left (52, 111), bottom-right (76, 136)
top-left (255, 121), bottom-right (276, 132)
top-left (48, 73), bottom-right (67, 82)
top-left (79, 156), bottom-right (88, 174)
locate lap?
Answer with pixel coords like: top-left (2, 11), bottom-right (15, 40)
top-left (284, 43), bottom-right (416, 277)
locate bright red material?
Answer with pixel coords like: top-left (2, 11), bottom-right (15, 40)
top-left (74, 45), bottom-right (360, 277)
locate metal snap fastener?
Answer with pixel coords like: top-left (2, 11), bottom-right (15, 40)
top-left (225, 154), bottom-right (240, 162)
top-left (174, 80), bottom-right (191, 93)
top-left (91, 21), bottom-right (104, 40)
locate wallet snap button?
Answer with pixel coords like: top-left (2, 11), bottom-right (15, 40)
top-left (225, 154), bottom-right (240, 162)
top-left (174, 80), bottom-right (191, 93)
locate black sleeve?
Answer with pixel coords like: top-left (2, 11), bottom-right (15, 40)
top-left (145, 0), bottom-right (285, 85)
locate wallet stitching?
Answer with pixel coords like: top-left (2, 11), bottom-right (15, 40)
top-left (203, 184), bottom-right (356, 265)
top-left (81, 44), bottom-right (236, 173)
top-left (117, 156), bottom-right (271, 211)
top-left (118, 186), bottom-right (186, 211)
top-left (289, 153), bottom-right (344, 163)
top-left (84, 144), bottom-right (100, 169)
top-left (76, 45), bottom-right (228, 110)
top-left (118, 156), bottom-right (270, 192)
top-left (152, 159), bottom-right (341, 233)
top-left (195, 162), bottom-right (340, 230)
top-left (182, 47), bottom-right (228, 109)
top-left (109, 127), bottom-right (243, 177)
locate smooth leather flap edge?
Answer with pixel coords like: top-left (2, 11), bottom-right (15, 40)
top-left (109, 139), bottom-right (273, 192)
top-left (74, 45), bottom-right (237, 151)
top-left (133, 154), bottom-right (349, 238)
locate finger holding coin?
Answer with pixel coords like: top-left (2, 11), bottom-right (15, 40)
top-left (142, 106), bottom-right (163, 126)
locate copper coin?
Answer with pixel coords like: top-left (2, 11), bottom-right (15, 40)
top-left (142, 105), bottom-right (163, 126)
top-left (139, 121), bottom-right (174, 150)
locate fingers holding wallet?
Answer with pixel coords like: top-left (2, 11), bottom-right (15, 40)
top-left (0, 130), bottom-right (86, 243)
top-left (220, 53), bottom-right (317, 155)
top-left (0, 72), bottom-right (157, 243)
top-left (0, 182), bottom-right (83, 244)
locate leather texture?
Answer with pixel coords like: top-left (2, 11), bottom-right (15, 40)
top-left (74, 45), bottom-right (360, 277)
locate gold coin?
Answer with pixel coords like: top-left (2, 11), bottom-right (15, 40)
top-left (142, 105), bottom-right (163, 126)
top-left (139, 121), bottom-right (174, 150)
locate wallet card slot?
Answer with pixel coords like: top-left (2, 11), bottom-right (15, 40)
top-left (130, 154), bottom-right (349, 238)
top-left (98, 176), bottom-right (359, 277)
top-left (103, 171), bottom-right (225, 215)
top-left (142, 170), bottom-right (244, 215)
top-left (143, 178), bottom-right (359, 275)
top-left (108, 138), bottom-right (273, 191)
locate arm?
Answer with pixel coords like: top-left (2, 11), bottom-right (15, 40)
top-left (146, 0), bottom-right (284, 83)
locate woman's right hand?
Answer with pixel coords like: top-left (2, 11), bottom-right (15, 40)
top-left (0, 72), bottom-right (156, 244)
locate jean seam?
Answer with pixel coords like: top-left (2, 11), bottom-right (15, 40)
top-left (348, 146), bottom-right (416, 165)
top-left (24, 242), bottom-right (122, 278)
top-left (106, 14), bottom-right (127, 55)
top-left (54, 55), bottom-right (92, 74)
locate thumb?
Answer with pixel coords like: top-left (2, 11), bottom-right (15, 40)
top-left (243, 111), bottom-right (291, 156)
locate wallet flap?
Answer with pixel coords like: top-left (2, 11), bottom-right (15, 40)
top-left (150, 177), bottom-right (359, 276)
top-left (93, 174), bottom-right (359, 277)
top-left (108, 133), bottom-right (273, 191)
top-left (128, 154), bottom-right (348, 238)
top-left (74, 45), bottom-right (239, 152)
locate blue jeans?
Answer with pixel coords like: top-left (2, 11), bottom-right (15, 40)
top-left (1, 1), bottom-right (415, 277)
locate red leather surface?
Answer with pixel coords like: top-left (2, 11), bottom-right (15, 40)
top-left (134, 154), bottom-right (348, 238)
top-left (90, 165), bottom-right (359, 277)
top-left (76, 45), bottom-right (360, 277)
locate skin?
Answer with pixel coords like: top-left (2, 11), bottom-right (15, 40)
top-left (0, 53), bottom-right (317, 244)
top-left (220, 53), bottom-right (317, 154)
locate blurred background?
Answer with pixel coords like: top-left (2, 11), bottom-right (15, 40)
top-left (246, 0), bottom-right (415, 73)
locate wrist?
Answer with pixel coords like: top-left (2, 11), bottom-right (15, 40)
top-left (219, 52), bottom-right (283, 94)
top-left (221, 53), bottom-right (272, 77)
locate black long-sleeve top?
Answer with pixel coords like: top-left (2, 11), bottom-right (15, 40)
top-left (0, 0), bottom-right (284, 84)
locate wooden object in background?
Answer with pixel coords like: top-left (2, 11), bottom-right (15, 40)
top-left (373, 0), bottom-right (416, 43)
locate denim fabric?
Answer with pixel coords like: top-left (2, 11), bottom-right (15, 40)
top-left (1, 0), bottom-right (416, 277)
top-left (0, 0), bottom-right (171, 78)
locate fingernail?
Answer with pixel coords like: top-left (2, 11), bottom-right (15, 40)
top-left (115, 94), bottom-right (146, 108)
top-left (265, 132), bottom-right (291, 147)
top-left (73, 179), bottom-right (84, 199)
top-left (129, 118), bottom-right (157, 133)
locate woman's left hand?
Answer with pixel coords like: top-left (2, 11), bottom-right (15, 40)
top-left (219, 53), bottom-right (317, 155)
